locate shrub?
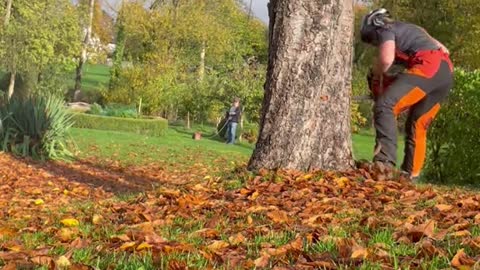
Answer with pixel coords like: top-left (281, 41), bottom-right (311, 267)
top-left (0, 96), bottom-right (73, 160)
top-left (424, 69), bottom-right (480, 185)
top-left (72, 113), bottom-right (168, 136)
top-left (351, 103), bottom-right (368, 133)
top-left (87, 103), bottom-right (138, 118)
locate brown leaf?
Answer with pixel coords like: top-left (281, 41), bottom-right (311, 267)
top-left (31, 255), bottom-right (54, 267)
top-left (168, 260), bottom-right (188, 270)
top-left (451, 249), bottom-right (476, 269)
top-left (0, 252), bottom-right (28, 261)
top-left (267, 210), bottom-right (290, 223)
top-left (406, 220), bottom-right (436, 242)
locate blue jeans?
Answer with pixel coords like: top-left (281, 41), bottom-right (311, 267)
top-left (226, 122), bottom-right (238, 144)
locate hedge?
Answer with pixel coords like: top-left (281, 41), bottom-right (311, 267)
top-left (71, 113), bottom-right (168, 136)
top-left (424, 69), bottom-right (480, 185)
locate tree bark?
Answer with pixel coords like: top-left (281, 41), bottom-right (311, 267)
top-left (248, 0), bottom-right (355, 171)
top-left (74, 0), bottom-right (95, 101)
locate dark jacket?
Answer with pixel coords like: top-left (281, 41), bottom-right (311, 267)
top-left (226, 106), bottom-right (242, 123)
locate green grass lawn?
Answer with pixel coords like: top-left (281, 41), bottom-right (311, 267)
top-left (69, 63), bottom-right (110, 93)
top-left (71, 126), bottom-right (404, 167)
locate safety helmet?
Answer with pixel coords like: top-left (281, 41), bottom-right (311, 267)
top-left (360, 8), bottom-right (392, 44)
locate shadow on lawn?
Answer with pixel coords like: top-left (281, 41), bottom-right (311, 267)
top-left (23, 157), bottom-right (173, 196)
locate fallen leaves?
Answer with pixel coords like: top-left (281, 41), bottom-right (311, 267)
top-left (1, 153), bottom-right (480, 269)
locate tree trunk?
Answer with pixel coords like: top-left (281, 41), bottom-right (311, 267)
top-left (199, 41), bottom-right (206, 81)
top-left (7, 70), bottom-right (16, 100)
top-left (248, 0), bottom-right (355, 171)
top-left (74, 0), bottom-right (95, 101)
top-left (187, 111), bottom-right (191, 129)
top-left (5, 0), bottom-right (14, 99)
top-left (4, 0), bottom-right (12, 26)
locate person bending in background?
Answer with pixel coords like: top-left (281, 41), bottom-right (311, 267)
top-left (226, 98), bottom-right (242, 145)
top-left (360, 8), bottom-right (453, 181)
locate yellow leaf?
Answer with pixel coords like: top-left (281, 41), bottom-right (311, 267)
top-left (92, 214), bottom-right (103, 225)
top-left (60, 218), bottom-right (79, 227)
top-left (52, 188), bottom-right (60, 192)
top-left (34, 199), bottom-right (44, 205)
top-left (63, 190), bottom-right (69, 195)
top-left (58, 228), bottom-right (75, 242)
top-left (47, 181), bottom-right (54, 186)
top-left (250, 191), bottom-right (260, 200)
top-left (302, 174), bottom-right (314, 180)
top-left (334, 177), bottom-right (350, 188)
top-left (207, 240), bottom-right (229, 251)
top-left (374, 184), bottom-right (384, 192)
top-left (56, 256), bottom-right (71, 269)
top-left (247, 215), bottom-right (253, 225)
top-left (120, 241), bottom-right (137, 251)
top-left (136, 242), bottom-right (153, 251)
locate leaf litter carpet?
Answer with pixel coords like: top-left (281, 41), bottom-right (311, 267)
top-left (0, 153), bottom-right (479, 269)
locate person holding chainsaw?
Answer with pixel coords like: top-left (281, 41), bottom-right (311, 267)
top-left (361, 8), bottom-right (453, 180)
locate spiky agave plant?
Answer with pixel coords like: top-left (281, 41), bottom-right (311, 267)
top-left (0, 96), bottom-right (74, 160)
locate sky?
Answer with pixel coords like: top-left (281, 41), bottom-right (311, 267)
top-left (103, 0), bottom-right (269, 23)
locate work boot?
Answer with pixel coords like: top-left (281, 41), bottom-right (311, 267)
top-left (370, 161), bottom-right (396, 181)
top-left (399, 171), bottom-right (419, 184)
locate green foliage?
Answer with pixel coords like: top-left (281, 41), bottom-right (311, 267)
top-left (72, 114), bottom-right (168, 137)
top-left (424, 69), bottom-right (480, 184)
top-left (0, 96), bottom-right (73, 160)
top-left (351, 103), bottom-right (368, 133)
top-left (87, 104), bottom-right (138, 119)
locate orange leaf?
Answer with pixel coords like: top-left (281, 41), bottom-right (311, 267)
top-left (194, 228), bottom-right (219, 239)
top-left (451, 249), bottom-right (475, 269)
top-left (267, 210), bottom-right (290, 223)
top-left (351, 247), bottom-right (368, 260)
top-left (451, 230), bottom-right (471, 238)
top-left (435, 204), bottom-right (453, 212)
top-left (229, 233), bottom-right (246, 245)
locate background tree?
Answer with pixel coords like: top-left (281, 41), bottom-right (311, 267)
top-left (0, 0), bottom-right (81, 99)
top-left (248, 0), bottom-right (355, 171)
top-left (74, 0), bottom-right (95, 101)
